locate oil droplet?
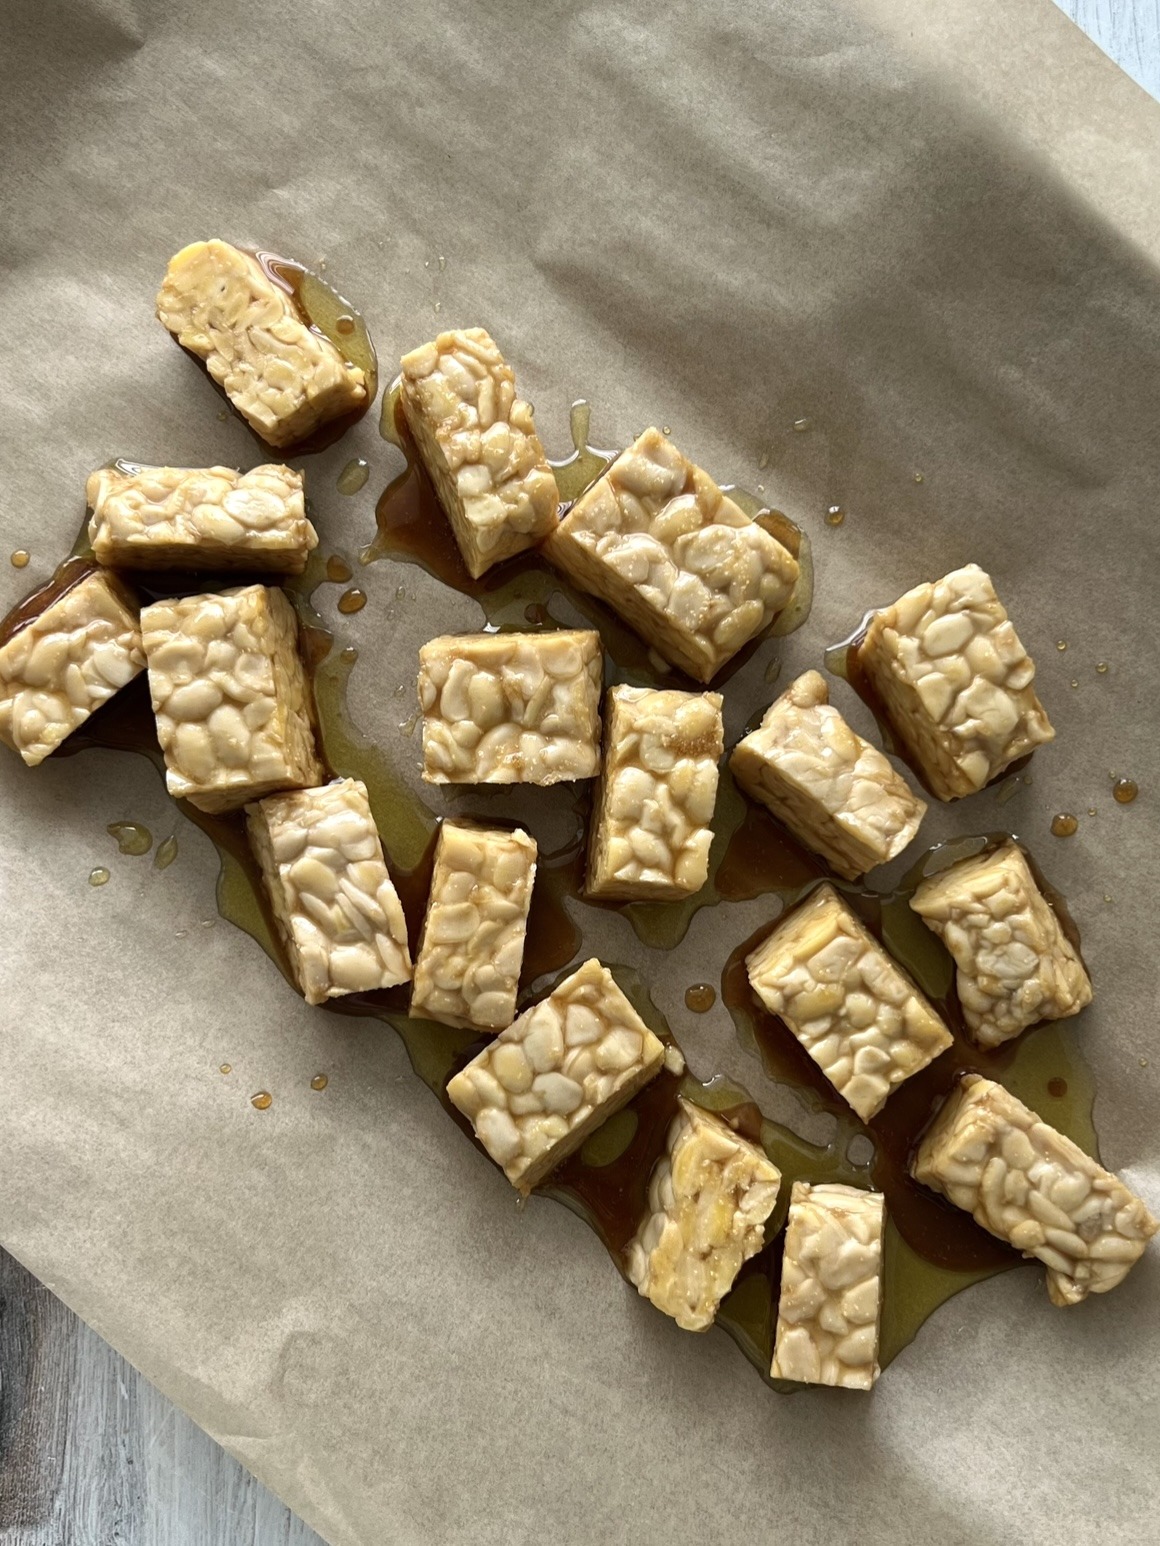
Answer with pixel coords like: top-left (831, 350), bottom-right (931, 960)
top-left (88, 867), bottom-right (110, 887)
top-left (438, 255), bottom-right (446, 270)
top-left (338, 587), bottom-right (367, 614)
top-left (913, 471), bottom-right (924, 484)
top-left (336, 459), bottom-right (369, 496)
top-left (825, 505), bottom-right (845, 527)
top-left (1140, 1058), bottom-right (1149, 1068)
top-left (10, 549), bottom-right (30, 568)
top-left (1069, 679), bottom-right (1078, 689)
top-left (106, 820), bottom-right (152, 856)
top-left (340, 645), bottom-right (358, 664)
top-left (326, 553), bottom-right (354, 583)
top-left (174, 928), bottom-right (188, 938)
top-left (251, 1091), bottom-right (273, 1110)
top-left (684, 983), bottom-right (717, 1013)
top-left (310, 1073), bottom-right (329, 1091)
top-left (1103, 894), bottom-right (1113, 904)
top-left (395, 584), bottom-right (406, 601)
top-left (1050, 813), bottom-right (1078, 838)
top-left (433, 300), bottom-right (442, 314)
top-left (662, 425), bottom-right (671, 436)
top-left (792, 417), bottom-right (811, 432)
top-left (335, 314), bottom-right (355, 335)
top-left (1113, 778), bottom-right (1138, 804)
top-left (154, 834), bottom-right (179, 870)
top-left (1095, 662), bottom-right (1108, 675)
top-left (1087, 807), bottom-right (1097, 817)
top-left (220, 1064), bottom-right (232, 1075)
top-left (1056, 640), bottom-right (1067, 652)
top-left (1047, 1078), bottom-right (1068, 1098)
top-left (201, 918), bottom-right (215, 928)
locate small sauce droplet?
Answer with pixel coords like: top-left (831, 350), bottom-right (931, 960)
top-left (1103, 894), bottom-right (1113, 904)
top-left (764, 657), bottom-right (782, 685)
top-left (1050, 813), bottom-right (1078, 838)
top-left (338, 587), bottom-right (367, 614)
top-left (251, 1091), bottom-right (273, 1110)
top-left (326, 553), bottom-right (354, 583)
top-left (336, 459), bottom-right (370, 496)
top-left (335, 314), bottom-right (355, 335)
top-left (684, 983), bottom-right (717, 1013)
top-left (220, 1064), bottom-right (232, 1075)
top-left (88, 867), bottom-right (110, 887)
top-left (1113, 778), bottom-right (1138, 804)
top-left (1087, 807), bottom-right (1097, 817)
top-left (340, 645), bottom-right (358, 664)
top-left (201, 918), bottom-right (215, 928)
top-left (1047, 1078), bottom-right (1068, 1098)
top-left (1095, 662), bottom-right (1108, 675)
top-left (1069, 679), bottom-right (1078, 689)
top-left (106, 820), bottom-right (152, 856)
top-left (310, 1073), bottom-right (329, 1091)
top-left (825, 505), bottom-right (845, 527)
top-left (154, 835), bottom-right (179, 870)
top-left (1056, 640), bottom-right (1067, 652)
top-left (10, 550), bottom-right (30, 568)
top-left (792, 417), bottom-right (811, 432)
top-left (913, 471), bottom-right (924, 484)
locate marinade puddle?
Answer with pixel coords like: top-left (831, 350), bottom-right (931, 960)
top-left (53, 440), bottom-right (1097, 1393)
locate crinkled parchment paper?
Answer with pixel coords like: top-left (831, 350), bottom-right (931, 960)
top-left (1, 1), bottom-right (1158, 1542)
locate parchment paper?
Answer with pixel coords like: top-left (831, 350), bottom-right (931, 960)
top-left (1, 2), bottom-right (1158, 1542)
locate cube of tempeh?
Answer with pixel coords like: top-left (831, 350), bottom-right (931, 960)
top-left (156, 240), bottom-right (367, 448)
top-left (626, 1098), bottom-right (782, 1331)
top-left (446, 958), bottom-right (665, 1191)
top-left (910, 843), bottom-right (1092, 1048)
top-left (247, 778), bottom-right (411, 1004)
top-left (912, 1075), bottom-right (1158, 1305)
top-left (850, 564), bottom-right (1054, 800)
top-left (399, 328), bottom-right (560, 578)
top-left (731, 671), bottom-right (926, 880)
top-left (587, 686), bottom-right (723, 901)
top-left (545, 428), bottom-right (799, 683)
top-left (418, 630), bottom-right (602, 785)
top-left (746, 884), bottom-right (952, 1121)
top-left (770, 1182), bottom-right (885, 1390)
top-left (141, 583), bottom-right (323, 813)
top-left (0, 564), bottom-right (145, 766)
top-left (86, 462), bottom-right (318, 574)
top-left (411, 821), bottom-right (537, 1031)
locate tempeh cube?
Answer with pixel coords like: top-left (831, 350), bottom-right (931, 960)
top-left (850, 564), bottom-right (1054, 800)
top-left (247, 778), bottom-right (411, 1004)
top-left (910, 842), bottom-right (1092, 1048)
top-left (912, 1075), bottom-right (1158, 1305)
top-left (731, 671), bottom-right (926, 880)
top-left (587, 686), bottom-right (723, 901)
top-left (141, 583), bottom-right (323, 813)
top-left (770, 1182), bottom-right (885, 1390)
top-left (0, 564), bottom-right (145, 766)
top-left (626, 1098), bottom-right (782, 1331)
top-left (410, 821), bottom-right (537, 1031)
top-left (418, 629), bottom-right (602, 785)
top-left (746, 884), bottom-right (952, 1121)
top-left (156, 240), bottom-right (367, 448)
top-left (545, 428), bottom-right (799, 683)
top-left (86, 462), bottom-right (318, 574)
top-left (446, 958), bottom-right (665, 1192)
top-left (399, 328), bottom-right (559, 578)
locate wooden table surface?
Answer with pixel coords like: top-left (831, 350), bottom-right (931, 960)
top-left (1, 5), bottom-right (1156, 1543)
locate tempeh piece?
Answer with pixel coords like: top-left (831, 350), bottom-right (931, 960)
top-left (912, 1075), bottom-right (1158, 1305)
top-left (399, 328), bottom-right (559, 578)
top-left (771, 1182), bottom-right (885, 1390)
top-left (247, 778), bottom-right (411, 1004)
top-left (446, 958), bottom-right (665, 1192)
top-left (746, 885), bottom-right (952, 1121)
top-left (545, 428), bottom-right (798, 683)
top-left (910, 842), bottom-right (1092, 1048)
top-left (730, 671), bottom-right (926, 880)
top-left (587, 686), bottom-right (723, 900)
top-left (0, 564), bottom-right (144, 766)
top-left (626, 1099), bottom-right (782, 1331)
top-left (86, 462), bottom-right (317, 574)
top-left (411, 821), bottom-right (537, 1031)
top-left (418, 629), bottom-right (602, 785)
top-left (849, 563), bottom-right (1054, 800)
top-left (141, 583), bottom-right (322, 813)
top-left (156, 240), bottom-right (367, 448)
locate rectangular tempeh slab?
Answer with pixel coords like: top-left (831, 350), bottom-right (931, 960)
top-left (912, 1075), bottom-right (1157, 1304)
top-left (771, 1182), bottom-right (885, 1390)
top-left (247, 778), bottom-right (411, 1004)
top-left (156, 240), bottom-right (367, 448)
top-left (910, 842), bottom-right (1092, 1048)
top-left (141, 583), bottom-right (323, 813)
top-left (850, 563), bottom-right (1054, 800)
top-left (586, 686), bottom-right (723, 900)
top-left (86, 462), bottom-right (318, 574)
top-left (545, 428), bottom-right (799, 682)
top-left (747, 884), bottom-right (952, 1121)
top-left (0, 565), bottom-right (145, 766)
top-left (418, 629), bottom-right (602, 784)
top-left (446, 958), bottom-right (665, 1191)
top-left (730, 670), bottom-right (926, 880)
top-left (626, 1098), bottom-right (782, 1331)
top-left (410, 820), bottom-right (537, 1031)
top-left (399, 328), bottom-right (559, 578)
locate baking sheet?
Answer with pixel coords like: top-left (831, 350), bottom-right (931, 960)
top-left (1, 1), bottom-right (1158, 1542)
